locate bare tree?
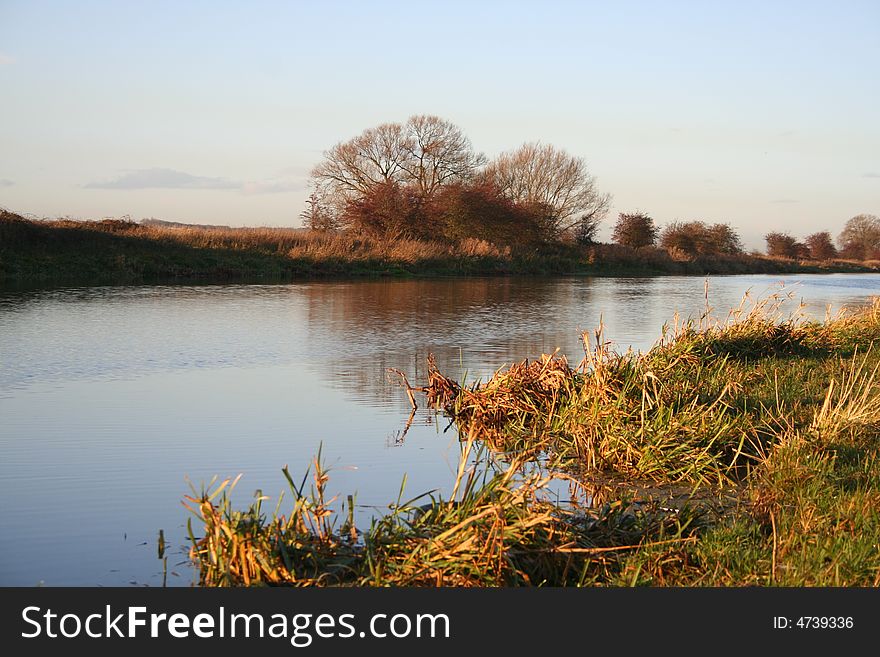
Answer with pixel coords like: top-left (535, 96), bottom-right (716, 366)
top-left (309, 115), bottom-right (484, 221)
top-left (311, 122), bottom-right (411, 203)
top-left (838, 214), bottom-right (880, 260)
top-left (481, 142), bottom-right (611, 240)
top-left (400, 115), bottom-right (486, 199)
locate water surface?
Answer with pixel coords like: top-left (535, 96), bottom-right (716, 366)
top-left (1, 273), bottom-right (877, 585)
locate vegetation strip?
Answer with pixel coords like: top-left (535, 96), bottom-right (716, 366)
top-left (2, 210), bottom-right (876, 284)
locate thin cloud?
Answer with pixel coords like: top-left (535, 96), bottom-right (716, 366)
top-left (863, 172), bottom-right (880, 179)
top-left (0, 53), bottom-right (14, 66)
top-left (0, 179), bottom-right (13, 187)
top-left (770, 199), bottom-right (799, 204)
top-left (86, 168), bottom-right (239, 190)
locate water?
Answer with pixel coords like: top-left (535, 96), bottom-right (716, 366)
top-left (1, 273), bottom-right (878, 586)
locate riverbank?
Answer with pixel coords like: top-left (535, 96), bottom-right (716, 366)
top-left (2, 211), bottom-right (877, 284)
top-left (187, 295), bottom-right (880, 586)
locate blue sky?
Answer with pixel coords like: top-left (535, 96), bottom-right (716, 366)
top-left (1, 0), bottom-right (877, 248)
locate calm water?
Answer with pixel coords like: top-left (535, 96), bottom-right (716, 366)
top-left (1, 274), bottom-right (878, 586)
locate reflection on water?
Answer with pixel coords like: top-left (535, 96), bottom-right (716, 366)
top-left (305, 274), bottom-right (879, 405)
top-left (0, 273), bottom-right (878, 586)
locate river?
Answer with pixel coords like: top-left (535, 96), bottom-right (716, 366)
top-left (1, 273), bottom-right (878, 585)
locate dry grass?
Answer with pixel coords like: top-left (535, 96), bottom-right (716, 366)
top-left (4, 213), bottom-right (508, 264)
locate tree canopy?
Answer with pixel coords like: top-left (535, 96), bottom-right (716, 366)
top-left (481, 142), bottom-right (611, 241)
top-left (659, 221), bottom-right (743, 256)
top-left (311, 115), bottom-right (485, 214)
top-left (838, 214), bottom-right (880, 260)
top-left (612, 212), bottom-right (657, 248)
top-left (307, 118), bottom-right (611, 246)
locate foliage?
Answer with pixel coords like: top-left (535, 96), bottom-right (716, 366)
top-left (659, 221), bottom-right (743, 257)
top-left (764, 231), bottom-right (806, 259)
top-left (3, 211), bottom-right (877, 283)
top-left (838, 214), bottom-right (880, 260)
top-left (611, 212), bottom-right (657, 248)
top-left (427, 182), bottom-right (544, 247)
top-left (804, 231), bottom-right (837, 260)
top-left (299, 190), bottom-right (339, 232)
top-left (307, 121), bottom-right (612, 244)
top-left (340, 181), bottom-right (430, 240)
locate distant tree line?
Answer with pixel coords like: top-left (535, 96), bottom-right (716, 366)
top-left (608, 212), bottom-right (878, 261)
top-left (764, 215), bottom-right (880, 261)
top-left (303, 116), bottom-right (878, 261)
top-left (610, 213), bottom-right (742, 257)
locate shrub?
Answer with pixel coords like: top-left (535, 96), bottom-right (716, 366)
top-left (428, 182), bottom-right (543, 248)
top-left (765, 232), bottom-right (806, 259)
top-left (804, 231), bottom-right (837, 260)
top-left (612, 212), bottom-right (657, 248)
top-left (659, 221), bottom-right (743, 257)
top-left (340, 181), bottom-right (430, 240)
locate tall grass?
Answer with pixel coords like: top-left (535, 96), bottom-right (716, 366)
top-left (426, 296), bottom-right (880, 485)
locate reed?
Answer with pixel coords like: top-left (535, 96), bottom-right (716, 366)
top-left (185, 435), bottom-right (704, 587)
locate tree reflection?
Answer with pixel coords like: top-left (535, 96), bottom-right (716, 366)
top-left (302, 277), bottom-right (598, 408)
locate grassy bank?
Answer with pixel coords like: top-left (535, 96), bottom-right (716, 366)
top-left (186, 295), bottom-right (880, 586)
top-left (2, 211), bottom-right (877, 284)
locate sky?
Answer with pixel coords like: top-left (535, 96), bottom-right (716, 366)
top-left (0, 0), bottom-right (877, 249)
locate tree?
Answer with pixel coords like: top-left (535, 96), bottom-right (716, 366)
top-left (399, 115), bottom-right (487, 199)
top-left (804, 231), bottom-right (837, 260)
top-left (611, 212), bottom-right (657, 248)
top-left (705, 223), bottom-right (743, 254)
top-left (312, 121), bottom-right (411, 202)
top-left (838, 214), bottom-right (880, 260)
top-left (659, 221), bottom-right (699, 255)
top-left (765, 232), bottom-right (803, 258)
top-left (309, 115), bottom-right (484, 221)
top-left (659, 221), bottom-right (743, 256)
top-left (573, 215), bottom-right (602, 245)
top-left (299, 189), bottom-right (339, 231)
top-left (481, 142), bottom-right (611, 241)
